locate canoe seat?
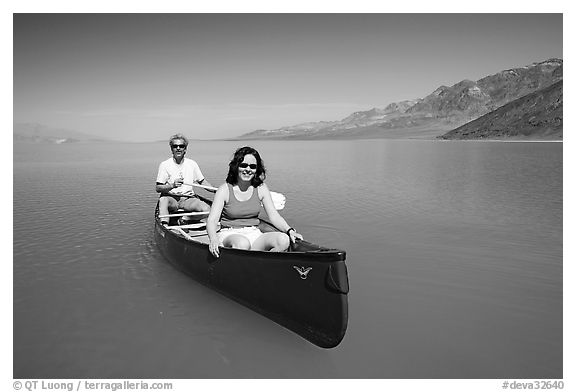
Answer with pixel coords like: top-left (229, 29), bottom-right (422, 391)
top-left (159, 210), bottom-right (210, 221)
top-left (168, 226), bottom-right (211, 244)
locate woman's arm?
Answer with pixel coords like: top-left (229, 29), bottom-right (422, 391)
top-left (207, 184), bottom-right (228, 258)
top-left (259, 184), bottom-right (303, 243)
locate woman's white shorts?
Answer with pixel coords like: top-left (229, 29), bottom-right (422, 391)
top-left (218, 226), bottom-right (263, 246)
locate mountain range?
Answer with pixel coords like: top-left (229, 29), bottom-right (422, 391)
top-left (238, 58), bottom-right (563, 140)
top-left (13, 123), bottom-right (110, 144)
top-left (14, 59), bottom-right (563, 143)
top-left (440, 80), bottom-right (562, 140)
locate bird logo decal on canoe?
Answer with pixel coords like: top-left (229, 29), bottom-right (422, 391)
top-left (293, 266), bottom-right (312, 279)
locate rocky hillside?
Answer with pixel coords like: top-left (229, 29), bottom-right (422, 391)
top-left (439, 81), bottom-right (562, 140)
top-left (238, 59), bottom-right (563, 140)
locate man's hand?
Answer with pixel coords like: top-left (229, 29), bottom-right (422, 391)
top-left (172, 178), bottom-right (184, 188)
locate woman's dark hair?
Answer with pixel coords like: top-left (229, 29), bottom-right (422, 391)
top-left (226, 146), bottom-right (266, 187)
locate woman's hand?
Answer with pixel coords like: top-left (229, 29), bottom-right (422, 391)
top-left (206, 183), bottom-right (227, 259)
top-left (288, 229), bottom-right (303, 244)
top-left (209, 238), bottom-right (220, 258)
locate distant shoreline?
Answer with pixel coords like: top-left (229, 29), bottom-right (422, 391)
top-left (13, 138), bottom-right (563, 144)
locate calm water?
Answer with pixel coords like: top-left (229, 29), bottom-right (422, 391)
top-left (13, 140), bottom-right (562, 378)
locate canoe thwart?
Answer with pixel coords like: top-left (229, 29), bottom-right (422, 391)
top-left (159, 211), bottom-right (210, 219)
top-left (167, 222), bottom-right (207, 230)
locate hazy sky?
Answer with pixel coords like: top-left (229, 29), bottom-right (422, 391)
top-left (13, 13), bottom-right (563, 141)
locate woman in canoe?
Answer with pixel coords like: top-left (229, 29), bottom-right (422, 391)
top-left (207, 146), bottom-right (303, 258)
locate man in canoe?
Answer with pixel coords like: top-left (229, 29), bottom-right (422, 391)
top-left (206, 146), bottom-right (303, 257)
top-left (156, 133), bottom-right (213, 226)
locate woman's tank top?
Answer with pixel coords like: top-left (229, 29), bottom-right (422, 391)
top-left (221, 183), bottom-right (261, 228)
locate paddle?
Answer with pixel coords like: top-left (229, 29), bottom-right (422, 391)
top-left (185, 183), bottom-right (286, 210)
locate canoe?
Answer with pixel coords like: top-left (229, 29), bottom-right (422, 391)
top-left (153, 199), bottom-right (349, 349)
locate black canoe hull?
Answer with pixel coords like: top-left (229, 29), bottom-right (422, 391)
top-left (154, 207), bottom-right (349, 348)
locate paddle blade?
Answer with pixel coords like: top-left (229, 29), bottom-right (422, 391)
top-left (271, 191), bottom-right (286, 210)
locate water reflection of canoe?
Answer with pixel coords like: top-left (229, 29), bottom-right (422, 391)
top-left (153, 200), bottom-right (349, 349)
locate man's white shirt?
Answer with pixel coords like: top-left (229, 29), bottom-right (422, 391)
top-left (156, 157), bottom-right (205, 194)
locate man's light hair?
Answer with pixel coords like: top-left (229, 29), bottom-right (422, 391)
top-left (169, 133), bottom-right (189, 147)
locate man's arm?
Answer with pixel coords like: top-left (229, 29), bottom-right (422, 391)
top-left (156, 181), bottom-right (175, 194)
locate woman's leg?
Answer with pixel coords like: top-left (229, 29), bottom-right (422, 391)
top-left (222, 234), bottom-right (251, 250)
top-left (252, 232), bottom-right (290, 252)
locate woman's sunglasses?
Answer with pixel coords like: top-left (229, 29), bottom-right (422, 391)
top-left (239, 163), bottom-right (258, 170)
top-left (171, 144), bottom-right (187, 150)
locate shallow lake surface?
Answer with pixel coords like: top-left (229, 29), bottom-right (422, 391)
top-left (13, 139), bottom-right (562, 378)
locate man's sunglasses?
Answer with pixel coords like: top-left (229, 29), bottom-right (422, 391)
top-left (239, 163), bottom-right (257, 170)
top-left (171, 144), bottom-right (187, 149)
